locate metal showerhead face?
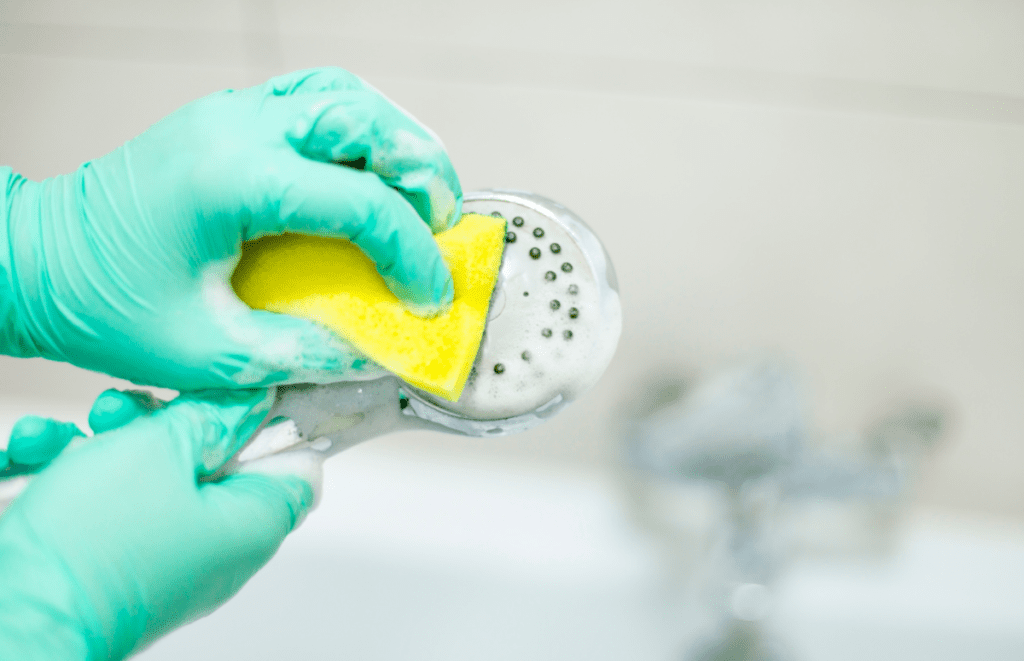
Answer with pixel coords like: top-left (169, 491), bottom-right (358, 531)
top-left (402, 190), bottom-right (622, 435)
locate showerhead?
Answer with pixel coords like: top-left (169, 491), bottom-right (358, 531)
top-left (405, 190), bottom-right (621, 433)
top-left (230, 190), bottom-right (622, 466)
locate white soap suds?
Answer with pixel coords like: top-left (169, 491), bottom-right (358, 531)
top-left (371, 128), bottom-right (458, 232)
top-left (417, 197), bottom-right (622, 421)
top-left (201, 258), bottom-right (387, 385)
top-left (237, 418), bottom-right (302, 463)
top-left (310, 437), bottom-right (333, 452)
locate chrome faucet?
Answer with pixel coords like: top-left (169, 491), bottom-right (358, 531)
top-left (620, 359), bottom-right (945, 661)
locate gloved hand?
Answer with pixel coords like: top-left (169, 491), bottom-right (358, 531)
top-left (0, 67), bottom-right (463, 390)
top-left (0, 387), bottom-right (319, 660)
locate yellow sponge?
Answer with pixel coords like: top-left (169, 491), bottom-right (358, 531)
top-left (231, 213), bottom-right (506, 401)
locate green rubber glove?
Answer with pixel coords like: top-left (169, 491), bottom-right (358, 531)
top-left (0, 67), bottom-right (462, 390)
top-left (0, 388), bottom-right (319, 660)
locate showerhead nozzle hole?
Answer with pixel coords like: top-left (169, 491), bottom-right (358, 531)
top-left (512, 216), bottom-right (524, 227)
top-left (530, 248), bottom-right (542, 259)
top-left (545, 271), bottom-right (556, 281)
top-left (533, 227), bottom-right (544, 239)
top-left (550, 243), bottom-right (561, 253)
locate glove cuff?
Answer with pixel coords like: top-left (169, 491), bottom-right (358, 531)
top-left (0, 167), bottom-right (44, 358)
top-left (0, 167), bottom-right (22, 354)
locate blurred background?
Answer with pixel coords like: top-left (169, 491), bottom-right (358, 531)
top-left (1, 1), bottom-right (1023, 659)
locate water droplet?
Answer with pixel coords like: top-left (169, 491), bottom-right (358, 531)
top-left (491, 211), bottom-right (503, 218)
top-left (533, 227), bottom-right (544, 238)
top-left (505, 231), bottom-right (516, 243)
top-left (521, 351), bottom-right (531, 361)
top-left (542, 328), bottom-right (553, 338)
top-left (568, 284), bottom-right (579, 295)
top-left (311, 438), bottom-right (333, 452)
top-left (569, 307), bottom-right (579, 318)
top-left (512, 216), bottom-right (524, 227)
top-left (550, 243), bottom-right (561, 253)
top-left (530, 247), bottom-right (541, 259)
top-left (561, 262), bottom-right (573, 272)
top-left (494, 363), bottom-right (505, 374)
top-left (563, 330), bottom-right (573, 340)
top-left (545, 271), bottom-right (556, 281)
top-left (550, 299), bottom-right (561, 310)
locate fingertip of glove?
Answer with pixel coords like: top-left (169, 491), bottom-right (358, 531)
top-left (383, 268), bottom-right (454, 319)
top-left (235, 450), bottom-right (323, 526)
top-left (219, 469), bottom-right (316, 533)
top-left (89, 389), bottom-right (136, 432)
top-left (11, 414), bottom-right (50, 437)
top-left (425, 176), bottom-right (462, 234)
top-left (89, 388), bottom-right (167, 434)
top-left (7, 416), bottom-right (83, 466)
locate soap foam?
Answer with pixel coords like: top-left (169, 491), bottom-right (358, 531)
top-left (203, 258), bottom-right (387, 386)
top-left (416, 195), bottom-right (621, 421)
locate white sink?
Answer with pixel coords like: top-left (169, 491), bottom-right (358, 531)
top-left (134, 442), bottom-right (1024, 661)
